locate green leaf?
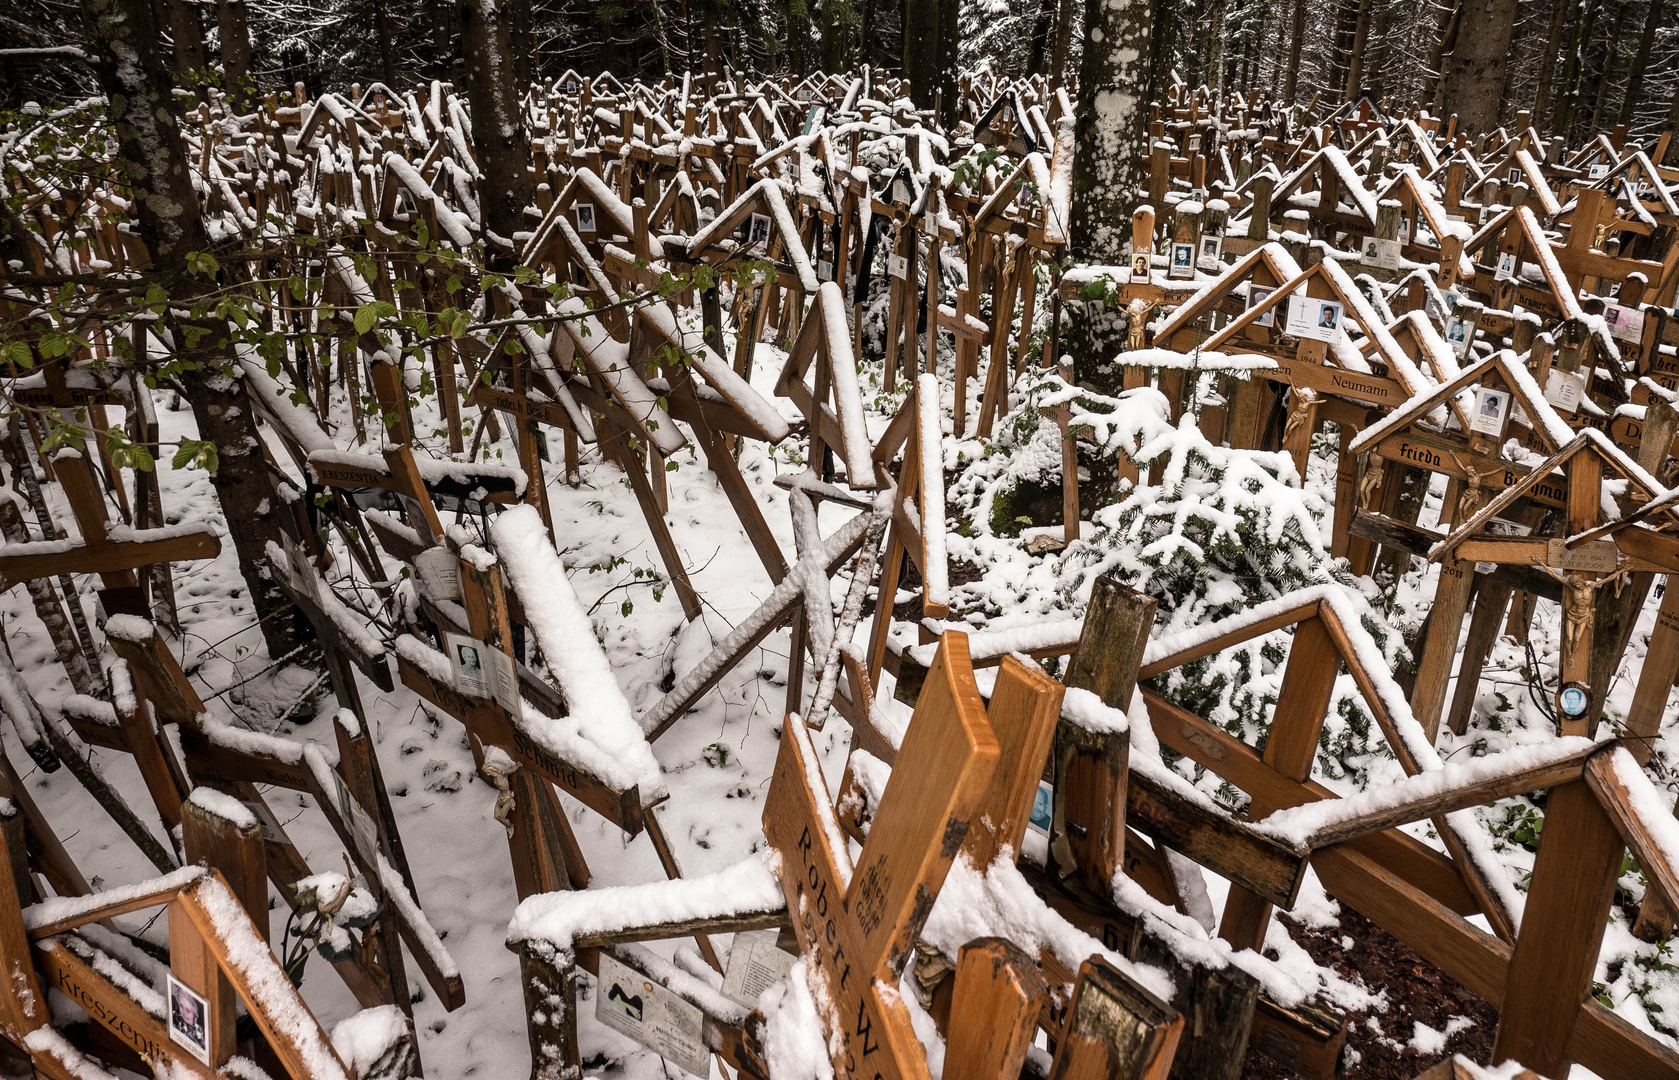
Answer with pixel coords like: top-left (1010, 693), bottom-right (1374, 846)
top-left (1, 341), bottom-right (34, 369)
top-left (354, 300), bottom-right (396, 336)
top-left (171, 438), bottom-right (219, 473)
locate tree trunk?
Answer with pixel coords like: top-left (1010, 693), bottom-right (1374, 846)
top-left (1430, 0), bottom-right (1463, 113)
top-left (1284, 0), bottom-right (1308, 103)
top-left (1367, 3), bottom-right (1395, 98)
top-left (1533, 0), bottom-right (1569, 122)
top-left (1069, 0), bottom-right (1157, 394)
top-left (1331, 0), bottom-right (1359, 99)
top-left (216, 0), bottom-right (252, 104)
top-left (1617, 0), bottom-right (1663, 127)
top-left (428, 0), bottom-right (454, 79)
top-left (822, 0), bottom-right (847, 72)
top-left (1665, 77), bottom-right (1679, 163)
top-left (1439, 0), bottom-right (1517, 133)
top-left (1346, 0), bottom-right (1376, 95)
top-left (509, 0), bottom-right (534, 88)
top-left (1027, 0), bottom-right (1056, 75)
top-left (1050, 0), bottom-right (1078, 88)
top-left (1552, 0), bottom-right (1601, 137)
top-left (903, 0), bottom-right (940, 111)
top-left (1587, 0), bottom-right (1629, 135)
top-left (457, 0), bottom-right (535, 267)
top-left (78, 0), bottom-right (300, 662)
top-left (373, 0), bottom-right (398, 85)
top-left (167, 0), bottom-right (207, 76)
top-left (936, 0), bottom-right (959, 124)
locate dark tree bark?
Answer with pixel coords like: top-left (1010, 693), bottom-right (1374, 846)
top-left (1587, 0), bottom-right (1629, 134)
top-left (1430, 0), bottom-right (1463, 113)
top-left (936, 0), bottom-right (959, 123)
top-left (786, 0), bottom-right (810, 76)
top-left (1665, 79), bottom-right (1679, 163)
top-left (903, 0), bottom-right (939, 111)
top-left (78, 0), bottom-right (300, 661)
top-left (1049, 0), bottom-right (1078, 88)
top-left (1439, 0), bottom-right (1518, 133)
top-left (1283, 0), bottom-right (1308, 103)
top-left (1367, 3), bottom-right (1395, 98)
top-left (509, 0), bottom-right (534, 87)
top-left (821, 0), bottom-right (850, 72)
top-left (1346, 0), bottom-right (1376, 95)
top-left (216, 0), bottom-right (252, 103)
top-left (373, 0), bottom-right (398, 86)
top-left (457, 0), bottom-right (535, 267)
top-left (1552, 0), bottom-right (1601, 137)
top-left (427, 0), bottom-right (455, 79)
top-left (1532, 0), bottom-right (1569, 123)
top-left (1617, 0), bottom-right (1664, 127)
top-left (1331, 0), bottom-right (1358, 98)
top-left (1027, 0), bottom-right (1056, 75)
top-left (167, 0), bottom-right (207, 76)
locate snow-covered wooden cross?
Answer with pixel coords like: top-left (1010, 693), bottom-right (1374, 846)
top-left (761, 630), bottom-right (998, 1080)
top-left (0, 449), bottom-right (218, 613)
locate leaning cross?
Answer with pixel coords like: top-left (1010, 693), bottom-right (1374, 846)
top-left (762, 630), bottom-right (998, 1080)
top-left (0, 449), bottom-right (218, 605)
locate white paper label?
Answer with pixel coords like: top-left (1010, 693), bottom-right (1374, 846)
top-left (1493, 250), bottom-right (1517, 281)
top-left (414, 547), bottom-right (462, 601)
top-left (167, 974), bottom-right (212, 1065)
top-left (1168, 242), bottom-right (1195, 280)
top-left (1589, 162), bottom-right (1610, 179)
top-left (816, 259), bottom-right (835, 282)
top-left (484, 646), bottom-right (520, 714)
top-left (1545, 368), bottom-right (1585, 413)
top-left (721, 929), bottom-right (798, 1007)
top-left (1284, 295), bottom-right (1344, 342)
top-left (1603, 304), bottom-right (1644, 343)
top-left (888, 253), bottom-right (908, 279)
top-left (1361, 236), bottom-right (1401, 270)
top-left (1398, 216), bottom-right (1411, 244)
top-left (1469, 387), bottom-right (1512, 436)
top-left (596, 954), bottom-right (709, 1076)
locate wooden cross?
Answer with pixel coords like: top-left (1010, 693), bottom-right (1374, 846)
top-left (0, 449), bottom-right (218, 616)
top-left (101, 617), bottom-right (465, 1012)
top-left (762, 631), bottom-right (998, 1080)
top-left (0, 814), bottom-right (358, 1080)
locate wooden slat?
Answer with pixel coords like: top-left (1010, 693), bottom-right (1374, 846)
top-left (0, 530), bottom-right (218, 582)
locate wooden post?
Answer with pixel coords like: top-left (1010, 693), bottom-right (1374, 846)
top-left (1047, 956), bottom-right (1184, 1080)
top-left (1055, 577), bottom-right (1158, 900)
top-left (519, 939), bottom-right (578, 1080)
top-left (170, 896), bottom-right (238, 1067)
top-left (1491, 780), bottom-right (1624, 1076)
top-left (1129, 916), bottom-right (1260, 1080)
top-left (1219, 614), bottom-right (1339, 950)
top-left (182, 790), bottom-right (269, 938)
top-left (0, 802), bottom-right (46, 1040)
top-left (943, 938), bottom-right (1047, 1080)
